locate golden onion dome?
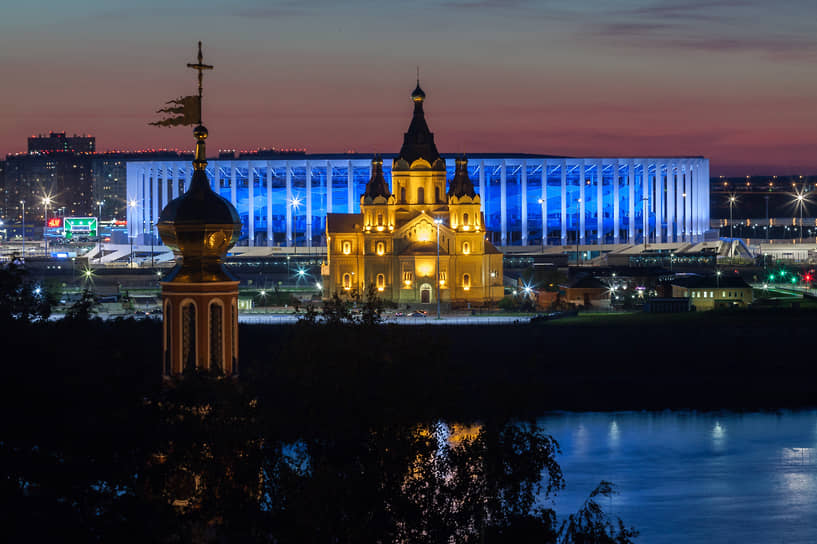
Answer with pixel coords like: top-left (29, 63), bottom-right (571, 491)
top-left (157, 125), bottom-right (241, 283)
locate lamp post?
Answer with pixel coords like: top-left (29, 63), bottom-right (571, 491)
top-left (128, 199), bottom-right (137, 267)
top-left (728, 195), bottom-right (736, 258)
top-left (42, 196), bottom-right (52, 256)
top-left (537, 198), bottom-right (545, 252)
top-left (20, 200), bottom-right (25, 256)
top-left (289, 196), bottom-right (301, 255)
top-left (97, 201), bottom-right (104, 264)
top-left (575, 197), bottom-right (582, 267)
top-left (435, 218), bottom-right (442, 319)
top-left (794, 192), bottom-right (806, 242)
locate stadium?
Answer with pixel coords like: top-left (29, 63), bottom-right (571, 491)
top-left (126, 154), bottom-right (710, 253)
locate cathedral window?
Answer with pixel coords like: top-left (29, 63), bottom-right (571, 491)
top-left (462, 241), bottom-right (471, 255)
top-left (210, 302), bottom-right (223, 371)
top-left (439, 271), bottom-right (447, 287)
top-left (343, 273), bottom-right (352, 290)
top-left (435, 186), bottom-right (440, 203)
top-left (417, 187), bottom-right (424, 204)
top-left (342, 240), bottom-right (351, 255)
top-left (182, 302), bottom-right (196, 370)
top-left (463, 212), bottom-right (469, 225)
top-left (376, 241), bottom-right (385, 256)
top-left (377, 213), bottom-right (384, 226)
top-left (463, 273), bottom-right (471, 291)
top-left (403, 271), bottom-right (413, 286)
top-left (401, 187), bottom-right (406, 202)
top-left (376, 273), bottom-right (385, 291)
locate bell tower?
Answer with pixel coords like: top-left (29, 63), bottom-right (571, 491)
top-left (156, 44), bottom-right (242, 377)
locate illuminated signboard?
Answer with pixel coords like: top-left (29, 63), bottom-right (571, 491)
top-left (64, 217), bottom-right (98, 239)
top-left (47, 217), bottom-right (62, 228)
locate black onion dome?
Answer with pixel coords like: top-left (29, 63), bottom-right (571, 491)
top-left (448, 155), bottom-right (477, 198)
top-left (396, 82), bottom-right (443, 171)
top-left (159, 170), bottom-right (240, 226)
top-left (364, 155), bottom-right (390, 199)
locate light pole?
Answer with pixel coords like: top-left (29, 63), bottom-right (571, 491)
top-left (537, 197), bottom-right (545, 252)
top-left (128, 199), bottom-right (137, 267)
top-left (20, 200), bottom-right (25, 256)
top-left (289, 196), bottom-right (301, 255)
top-left (97, 200), bottom-right (104, 264)
top-left (575, 197), bottom-right (582, 267)
top-left (435, 218), bottom-right (442, 319)
top-left (42, 196), bottom-right (52, 256)
top-left (728, 195), bottom-right (736, 258)
top-left (794, 192), bottom-right (806, 242)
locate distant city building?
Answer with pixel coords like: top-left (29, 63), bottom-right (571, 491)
top-left (671, 274), bottom-right (753, 311)
top-left (28, 131), bottom-right (95, 154)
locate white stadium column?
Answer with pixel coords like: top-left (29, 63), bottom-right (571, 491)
top-left (596, 160), bottom-right (603, 244)
top-left (560, 159), bottom-right (567, 245)
top-left (656, 163), bottom-right (664, 243)
top-left (666, 163), bottom-right (675, 242)
top-left (479, 160), bottom-right (486, 214)
top-left (230, 163), bottom-right (237, 207)
top-left (326, 161), bottom-right (333, 213)
top-left (579, 160), bottom-right (585, 244)
top-left (642, 161), bottom-right (650, 244)
top-left (500, 160), bottom-right (507, 245)
top-left (151, 167), bottom-right (158, 238)
top-left (628, 161), bottom-right (635, 243)
top-left (286, 161), bottom-right (292, 247)
top-left (541, 160), bottom-right (547, 247)
top-left (613, 161), bottom-right (620, 244)
top-left (347, 160), bottom-right (354, 213)
top-left (703, 160), bottom-right (711, 231)
top-left (521, 161), bottom-right (528, 246)
top-left (684, 163), bottom-right (692, 242)
top-left (248, 163), bottom-right (255, 247)
top-left (266, 162), bottom-right (273, 246)
top-left (172, 163), bottom-right (180, 200)
top-left (306, 161), bottom-right (313, 247)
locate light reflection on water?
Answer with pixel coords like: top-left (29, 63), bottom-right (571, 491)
top-left (541, 411), bottom-right (817, 544)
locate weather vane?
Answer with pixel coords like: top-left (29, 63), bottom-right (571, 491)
top-left (150, 41), bottom-right (213, 127)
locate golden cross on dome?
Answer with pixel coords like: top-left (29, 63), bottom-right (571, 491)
top-left (186, 41), bottom-right (213, 109)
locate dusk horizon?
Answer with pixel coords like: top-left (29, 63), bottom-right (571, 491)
top-left (2, 0), bottom-right (816, 176)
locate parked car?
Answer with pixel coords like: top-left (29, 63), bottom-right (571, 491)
top-left (409, 310), bottom-right (427, 317)
top-left (393, 311), bottom-right (404, 317)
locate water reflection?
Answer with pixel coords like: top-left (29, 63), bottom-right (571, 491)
top-left (546, 411), bottom-right (817, 544)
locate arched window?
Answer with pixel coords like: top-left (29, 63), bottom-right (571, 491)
top-left (463, 273), bottom-right (471, 290)
top-left (463, 212), bottom-right (469, 225)
top-left (182, 302), bottom-right (196, 370)
top-left (376, 273), bottom-right (385, 291)
top-left (417, 187), bottom-right (424, 204)
top-left (342, 240), bottom-right (351, 255)
top-left (210, 302), bottom-right (223, 372)
top-left (435, 186), bottom-right (440, 203)
top-left (376, 241), bottom-right (385, 256)
top-left (462, 241), bottom-right (471, 255)
top-left (164, 301), bottom-right (172, 376)
top-left (400, 187), bottom-right (406, 202)
top-left (343, 273), bottom-right (352, 290)
top-left (377, 213), bottom-right (384, 226)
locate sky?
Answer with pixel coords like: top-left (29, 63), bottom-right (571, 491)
top-left (1, 0), bottom-right (816, 175)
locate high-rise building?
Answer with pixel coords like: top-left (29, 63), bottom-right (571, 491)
top-left (28, 132), bottom-right (95, 154)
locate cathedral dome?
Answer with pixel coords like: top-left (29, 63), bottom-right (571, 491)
top-left (158, 125), bottom-right (241, 282)
top-left (394, 81), bottom-right (445, 172)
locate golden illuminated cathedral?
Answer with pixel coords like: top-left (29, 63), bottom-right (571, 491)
top-left (323, 83), bottom-right (504, 306)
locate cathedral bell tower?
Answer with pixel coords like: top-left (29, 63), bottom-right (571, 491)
top-left (156, 44), bottom-right (242, 377)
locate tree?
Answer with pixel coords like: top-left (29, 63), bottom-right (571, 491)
top-left (0, 262), bottom-right (57, 323)
top-left (64, 287), bottom-right (99, 321)
top-left (358, 283), bottom-right (385, 326)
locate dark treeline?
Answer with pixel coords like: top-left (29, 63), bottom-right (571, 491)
top-left (4, 304), bottom-right (816, 541)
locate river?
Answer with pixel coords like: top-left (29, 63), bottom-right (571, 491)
top-left (543, 411), bottom-right (817, 543)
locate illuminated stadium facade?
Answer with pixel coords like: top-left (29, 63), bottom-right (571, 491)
top-left (126, 154), bottom-right (710, 249)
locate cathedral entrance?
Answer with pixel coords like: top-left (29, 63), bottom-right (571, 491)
top-left (420, 283), bottom-right (432, 303)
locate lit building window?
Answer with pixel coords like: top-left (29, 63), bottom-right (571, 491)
top-left (463, 212), bottom-right (469, 225)
top-left (342, 241), bottom-right (351, 255)
top-left (463, 273), bottom-right (471, 290)
top-left (376, 273), bottom-right (385, 291)
top-left (376, 241), bottom-right (385, 256)
top-left (343, 273), bottom-right (352, 290)
top-left (403, 271), bottom-right (413, 286)
top-left (462, 241), bottom-right (470, 255)
top-left (439, 271), bottom-right (447, 287)
top-left (377, 213), bottom-right (383, 226)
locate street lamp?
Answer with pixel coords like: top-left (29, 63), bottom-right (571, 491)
top-left (19, 200), bottom-right (26, 256)
top-left (793, 190), bottom-right (807, 242)
top-left (289, 195), bottom-right (301, 255)
top-left (728, 194), bottom-right (736, 258)
top-left (128, 199), bottom-right (137, 267)
top-left (434, 218), bottom-right (443, 319)
top-left (42, 196), bottom-right (52, 256)
top-left (537, 197), bottom-right (546, 252)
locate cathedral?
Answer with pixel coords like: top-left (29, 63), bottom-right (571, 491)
top-left (323, 83), bottom-right (504, 307)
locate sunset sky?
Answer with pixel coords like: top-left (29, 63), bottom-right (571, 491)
top-left (1, 0), bottom-right (816, 175)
